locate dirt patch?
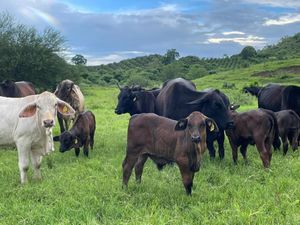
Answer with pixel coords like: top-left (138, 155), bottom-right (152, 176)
top-left (252, 65), bottom-right (300, 77)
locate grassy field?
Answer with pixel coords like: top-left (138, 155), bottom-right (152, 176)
top-left (1, 59), bottom-right (300, 224)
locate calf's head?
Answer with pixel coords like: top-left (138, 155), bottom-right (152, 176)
top-left (115, 86), bottom-right (137, 114)
top-left (53, 132), bottom-right (79, 152)
top-left (19, 91), bottom-right (75, 129)
top-left (175, 111), bottom-right (218, 171)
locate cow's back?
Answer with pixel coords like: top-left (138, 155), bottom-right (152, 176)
top-left (127, 113), bottom-right (179, 157)
top-left (258, 84), bottom-right (284, 112)
top-left (16, 81), bottom-right (36, 97)
top-left (156, 79), bottom-right (197, 118)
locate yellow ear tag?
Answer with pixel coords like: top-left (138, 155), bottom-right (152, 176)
top-left (74, 139), bottom-right (78, 144)
top-left (209, 123), bottom-right (215, 132)
top-left (63, 106), bottom-right (68, 113)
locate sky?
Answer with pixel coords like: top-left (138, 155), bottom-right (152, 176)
top-left (1, 0), bottom-right (300, 65)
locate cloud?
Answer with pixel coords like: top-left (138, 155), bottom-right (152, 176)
top-left (264, 13), bottom-right (300, 26)
top-left (222, 31), bottom-right (245, 35)
top-left (86, 54), bottom-right (126, 66)
top-left (20, 6), bottom-right (59, 27)
top-left (0, 0), bottom-right (299, 64)
top-left (243, 0), bottom-right (300, 8)
top-left (206, 35), bottom-right (266, 46)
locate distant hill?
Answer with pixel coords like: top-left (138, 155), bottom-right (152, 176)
top-left (83, 32), bottom-right (300, 86)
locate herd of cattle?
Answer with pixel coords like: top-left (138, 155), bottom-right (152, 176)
top-left (0, 78), bottom-right (300, 195)
top-left (116, 78), bottom-right (300, 194)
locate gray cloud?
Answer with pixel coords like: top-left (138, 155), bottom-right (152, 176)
top-left (0, 0), bottom-right (299, 64)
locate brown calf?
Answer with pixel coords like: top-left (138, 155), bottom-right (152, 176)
top-left (53, 111), bottom-right (96, 157)
top-left (275, 110), bottom-right (300, 155)
top-left (226, 106), bottom-right (280, 168)
top-left (122, 111), bottom-right (218, 195)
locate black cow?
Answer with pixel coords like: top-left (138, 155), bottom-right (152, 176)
top-left (0, 80), bottom-right (35, 97)
top-left (244, 83), bottom-right (300, 115)
top-left (115, 85), bottom-right (157, 116)
top-left (156, 78), bottom-right (234, 159)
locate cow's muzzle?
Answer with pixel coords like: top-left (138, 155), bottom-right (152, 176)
top-left (191, 135), bottom-right (201, 143)
top-left (43, 119), bottom-right (54, 128)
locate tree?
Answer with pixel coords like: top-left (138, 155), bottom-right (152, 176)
top-left (240, 46), bottom-right (257, 59)
top-left (0, 12), bottom-right (79, 89)
top-left (163, 49), bottom-right (180, 65)
top-left (71, 54), bottom-right (87, 65)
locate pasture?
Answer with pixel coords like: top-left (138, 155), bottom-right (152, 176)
top-left (1, 60), bottom-right (300, 224)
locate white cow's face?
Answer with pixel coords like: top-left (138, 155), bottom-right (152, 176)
top-left (19, 91), bottom-right (75, 128)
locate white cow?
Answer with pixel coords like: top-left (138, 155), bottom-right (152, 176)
top-left (0, 91), bottom-right (75, 183)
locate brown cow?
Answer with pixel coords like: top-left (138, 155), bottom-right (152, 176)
top-left (0, 80), bottom-right (35, 97)
top-left (53, 111), bottom-right (96, 157)
top-left (54, 80), bottom-right (85, 133)
top-left (122, 111), bottom-right (218, 195)
top-left (275, 110), bottom-right (300, 155)
top-left (226, 106), bottom-right (281, 168)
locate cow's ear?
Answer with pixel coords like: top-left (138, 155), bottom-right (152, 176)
top-left (175, 119), bottom-right (188, 131)
top-left (19, 103), bottom-right (37, 118)
top-left (206, 118), bottom-right (219, 132)
top-left (57, 99), bottom-right (75, 116)
top-left (53, 135), bottom-right (60, 142)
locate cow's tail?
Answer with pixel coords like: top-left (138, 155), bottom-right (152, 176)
top-left (263, 109), bottom-right (281, 150)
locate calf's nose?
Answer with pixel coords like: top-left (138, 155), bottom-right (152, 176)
top-left (43, 119), bottom-right (54, 128)
top-left (191, 135), bottom-right (201, 143)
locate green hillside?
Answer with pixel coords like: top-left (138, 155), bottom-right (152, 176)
top-left (83, 33), bottom-right (300, 86)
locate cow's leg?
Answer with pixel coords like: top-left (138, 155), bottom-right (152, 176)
top-left (217, 131), bottom-right (225, 160)
top-left (134, 154), bottom-right (148, 183)
top-left (30, 150), bottom-right (43, 180)
top-left (289, 131), bottom-right (298, 152)
top-left (57, 113), bottom-right (65, 133)
top-left (64, 118), bottom-right (70, 131)
top-left (177, 158), bottom-right (194, 195)
top-left (256, 140), bottom-right (270, 168)
top-left (16, 142), bottom-right (30, 184)
top-left (122, 153), bottom-right (139, 188)
top-left (90, 130), bottom-right (95, 150)
top-left (83, 138), bottom-right (90, 157)
top-left (75, 148), bottom-right (80, 157)
top-left (207, 139), bottom-right (215, 160)
top-left (229, 142), bottom-right (238, 165)
top-left (282, 133), bottom-right (288, 155)
top-left (240, 143), bottom-right (248, 163)
top-left (265, 139), bottom-right (272, 163)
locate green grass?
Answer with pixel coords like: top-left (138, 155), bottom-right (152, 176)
top-left (1, 59), bottom-right (300, 224)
